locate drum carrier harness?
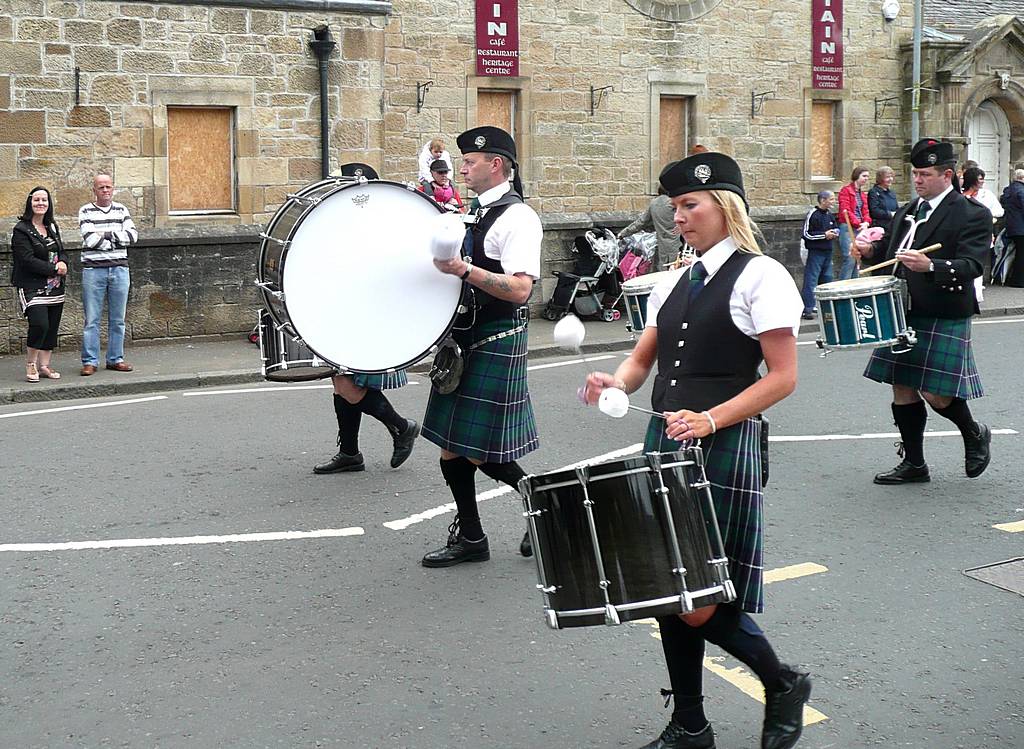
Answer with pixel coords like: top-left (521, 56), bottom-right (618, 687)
top-left (458, 189), bottom-right (530, 343)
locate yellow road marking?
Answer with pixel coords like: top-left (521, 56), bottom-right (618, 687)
top-left (994, 520), bottom-right (1024, 533)
top-left (634, 561), bottom-right (831, 726)
top-left (764, 562), bottom-right (829, 584)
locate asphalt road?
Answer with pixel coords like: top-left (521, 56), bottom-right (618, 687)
top-left (2, 320), bottom-right (1022, 749)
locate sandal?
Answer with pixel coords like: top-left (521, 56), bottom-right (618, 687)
top-left (26, 362), bottom-right (39, 383)
top-left (38, 366), bottom-right (61, 380)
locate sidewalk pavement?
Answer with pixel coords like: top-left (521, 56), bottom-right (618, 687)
top-left (3, 283), bottom-right (1022, 405)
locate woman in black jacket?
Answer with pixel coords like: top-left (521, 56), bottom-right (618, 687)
top-left (11, 186), bottom-right (69, 381)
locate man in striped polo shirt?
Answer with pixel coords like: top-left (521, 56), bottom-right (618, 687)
top-left (78, 173), bottom-right (138, 376)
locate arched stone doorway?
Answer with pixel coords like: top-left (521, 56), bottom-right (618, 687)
top-left (968, 100), bottom-right (1011, 190)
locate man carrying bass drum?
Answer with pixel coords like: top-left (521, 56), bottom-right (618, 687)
top-left (313, 163), bottom-right (421, 475)
top-left (581, 152), bottom-right (811, 749)
top-left (420, 126), bottom-right (542, 567)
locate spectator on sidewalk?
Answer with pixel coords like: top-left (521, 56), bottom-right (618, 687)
top-left (868, 166), bottom-right (899, 236)
top-left (1000, 168), bottom-right (1024, 287)
top-left (417, 137), bottom-right (454, 189)
top-left (78, 173), bottom-right (138, 376)
top-left (419, 159), bottom-right (465, 213)
top-left (800, 190), bottom-right (838, 319)
top-left (10, 186), bottom-right (69, 382)
top-left (618, 186), bottom-right (681, 269)
top-left (837, 166), bottom-right (872, 280)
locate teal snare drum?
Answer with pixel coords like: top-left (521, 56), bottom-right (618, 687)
top-left (621, 270), bottom-right (681, 337)
top-left (813, 276), bottom-right (915, 354)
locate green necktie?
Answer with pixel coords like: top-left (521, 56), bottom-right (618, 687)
top-left (914, 200), bottom-right (931, 222)
top-left (688, 261), bottom-right (707, 303)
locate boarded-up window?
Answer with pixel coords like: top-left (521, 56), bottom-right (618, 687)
top-left (659, 96), bottom-right (690, 170)
top-left (810, 102), bottom-right (835, 180)
top-left (477, 90), bottom-right (516, 140)
top-left (167, 107), bottom-right (235, 213)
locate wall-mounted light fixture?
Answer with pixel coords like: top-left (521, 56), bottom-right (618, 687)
top-left (881, 0), bottom-right (900, 22)
top-left (416, 81), bottom-right (433, 113)
top-left (590, 85), bottom-right (613, 116)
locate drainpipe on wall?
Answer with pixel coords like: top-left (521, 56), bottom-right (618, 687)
top-left (911, 0), bottom-right (922, 144)
top-left (310, 26), bottom-right (337, 180)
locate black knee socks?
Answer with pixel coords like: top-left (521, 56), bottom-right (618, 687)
top-left (931, 397), bottom-right (978, 440)
top-left (478, 461), bottom-right (526, 491)
top-left (693, 605), bottom-right (783, 692)
top-left (333, 394), bottom-right (362, 455)
top-left (440, 457), bottom-right (483, 541)
top-left (892, 400), bottom-right (927, 466)
top-left (657, 615), bottom-right (708, 732)
top-left (358, 389), bottom-right (407, 436)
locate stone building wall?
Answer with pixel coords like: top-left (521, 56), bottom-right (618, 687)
top-left (0, 0), bottom-right (388, 230)
top-left (382, 0), bottom-right (915, 216)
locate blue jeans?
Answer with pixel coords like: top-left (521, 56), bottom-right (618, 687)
top-left (801, 250), bottom-right (834, 312)
top-left (81, 266), bottom-right (130, 366)
top-left (837, 225), bottom-right (859, 280)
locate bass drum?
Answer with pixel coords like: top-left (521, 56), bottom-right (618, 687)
top-left (257, 178), bottom-right (461, 375)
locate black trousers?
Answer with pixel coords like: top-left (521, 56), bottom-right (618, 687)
top-left (1007, 235), bottom-right (1024, 288)
top-left (25, 302), bottom-right (63, 350)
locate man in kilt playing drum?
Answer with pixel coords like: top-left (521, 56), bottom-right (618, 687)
top-left (420, 126), bottom-right (541, 567)
top-left (583, 153), bottom-right (810, 749)
top-left (865, 138), bottom-right (993, 484)
top-left (313, 164), bottom-right (420, 475)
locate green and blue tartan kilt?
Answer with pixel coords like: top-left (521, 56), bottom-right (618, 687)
top-left (863, 314), bottom-right (983, 399)
top-left (644, 415), bottom-right (765, 613)
top-left (342, 370), bottom-right (408, 391)
top-left (422, 320), bottom-right (539, 462)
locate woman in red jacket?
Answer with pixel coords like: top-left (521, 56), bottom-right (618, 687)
top-left (837, 166), bottom-right (871, 280)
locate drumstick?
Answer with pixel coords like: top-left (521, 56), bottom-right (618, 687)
top-left (859, 243), bottom-right (942, 274)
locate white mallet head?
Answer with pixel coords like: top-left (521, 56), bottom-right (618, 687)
top-left (553, 313), bottom-right (586, 350)
top-left (429, 212), bottom-right (466, 261)
top-left (598, 387), bottom-right (630, 418)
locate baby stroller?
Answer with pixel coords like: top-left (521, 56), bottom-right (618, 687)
top-left (541, 227), bottom-right (623, 321)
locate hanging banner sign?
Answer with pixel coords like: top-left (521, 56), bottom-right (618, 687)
top-left (476, 0), bottom-right (519, 77)
top-left (812, 0), bottom-right (843, 89)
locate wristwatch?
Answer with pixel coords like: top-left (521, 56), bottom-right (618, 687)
top-left (460, 263), bottom-right (472, 281)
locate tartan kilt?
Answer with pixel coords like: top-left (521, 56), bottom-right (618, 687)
top-left (863, 314), bottom-right (984, 399)
top-left (422, 320), bottom-right (539, 462)
top-left (342, 370), bottom-right (408, 391)
top-left (644, 416), bottom-right (765, 613)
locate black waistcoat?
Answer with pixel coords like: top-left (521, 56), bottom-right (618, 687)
top-left (652, 251), bottom-right (762, 413)
top-left (461, 189), bottom-right (524, 326)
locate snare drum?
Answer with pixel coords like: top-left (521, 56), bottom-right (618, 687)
top-left (621, 270), bottom-right (682, 336)
top-left (257, 179), bottom-right (462, 375)
top-left (520, 449), bottom-right (735, 629)
top-left (814, 276), bottom-right (915, 352)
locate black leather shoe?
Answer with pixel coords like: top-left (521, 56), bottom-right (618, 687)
top-left (390, 419), bottom-right (420, 468)
top-left (519, 530), bottom-right (533, 557)
top-left (313, 450), bottom-right (364, 474)
top-left (964, 422), bottom-right (991, 478)
top-left (421, 535), bottom-right (490, 568)
top-left (761, 667), bottom-right (811, 749)
top-left (873, 460), bottom-right (929, 485)
top-left (638, 721), bottom-right (715, 749)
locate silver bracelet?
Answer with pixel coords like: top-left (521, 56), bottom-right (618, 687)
top-left (702, 410), bottom-right (717, 434)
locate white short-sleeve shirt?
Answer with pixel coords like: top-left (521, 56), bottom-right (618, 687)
top-left (646, 237), bottom-right (802, 338)
top-left (474, 182), bottom-right (543, 279)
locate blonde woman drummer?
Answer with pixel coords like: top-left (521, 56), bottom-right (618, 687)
top-left (580, 153), bottom-right (810, 749)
